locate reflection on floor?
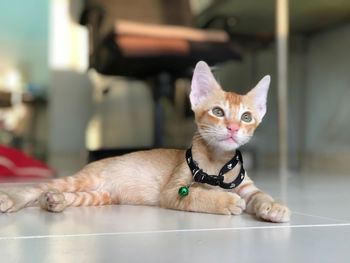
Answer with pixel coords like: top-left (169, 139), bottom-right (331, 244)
top-left (0, 171), bottom-right (350, 262)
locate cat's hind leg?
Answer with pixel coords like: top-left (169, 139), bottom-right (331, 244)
top-left (1, 164), bottom-right (109, 213)
top-left (38, 189), bottom-right (66, 212)
top-left (38, 166), bottom-right (115, 212)
top-left (39, 171), bottom-right (101, 193)
top-left (39, 189), bottom-right (114, 212)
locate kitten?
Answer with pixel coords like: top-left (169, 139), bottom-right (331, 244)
top-left (0, 61), bottom-right (290, 223)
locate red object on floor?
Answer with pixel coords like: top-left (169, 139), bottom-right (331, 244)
top-left (0, 145), bottom-right (54, 178)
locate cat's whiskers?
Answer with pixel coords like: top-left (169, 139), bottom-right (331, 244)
top-left (199, 128), bottom-right (226, 140)
top-left (193, 129), bottom-right (222, 149)
top-left (192, 133), bottom-right (215, 148)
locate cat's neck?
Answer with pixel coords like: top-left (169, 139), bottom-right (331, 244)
top-left (191, 133), bottom-right (236, 165)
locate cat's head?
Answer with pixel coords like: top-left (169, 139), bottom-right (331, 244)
top-left (190, 61), bottom-right (270, 151)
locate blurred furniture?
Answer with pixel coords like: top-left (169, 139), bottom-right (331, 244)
top-left (79, 1), bottom-right (242, 161)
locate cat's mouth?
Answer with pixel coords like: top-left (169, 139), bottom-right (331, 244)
top-left (215, 135), bottom-right (241, 150)
top-left (219, 136), bottom-right (238, 144)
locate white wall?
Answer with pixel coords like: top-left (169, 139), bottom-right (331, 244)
top-left (305, 24), bottom-right (350, 155)
top-left (49, 71), bottom-right (92, 153)
top-left (48, 71), bottom-right (92, 174)
top-left (302, 24), bottom-right (350, 172)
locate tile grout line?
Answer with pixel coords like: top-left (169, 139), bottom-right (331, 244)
top-left (292, 211), bottom-right (349, 223)
top-left (1, 223), bottom-right (350, 241)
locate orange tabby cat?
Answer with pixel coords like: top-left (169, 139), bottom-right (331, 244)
top-left (0, 61), bottom-right (290, 223)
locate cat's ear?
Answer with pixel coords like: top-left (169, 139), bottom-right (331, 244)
top-left (190, 61), bottom-right (221, 109)
top-left (247, 75), bottom-right (271, 121)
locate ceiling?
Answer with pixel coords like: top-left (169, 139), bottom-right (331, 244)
top-left (195, 0), bottom-right (350, 37)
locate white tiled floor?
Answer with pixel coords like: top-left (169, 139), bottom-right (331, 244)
top-left (1, 171), bottom-right (350, 262)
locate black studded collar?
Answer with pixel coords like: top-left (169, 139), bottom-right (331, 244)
top-left (185, 147), bottom-right (245, 189)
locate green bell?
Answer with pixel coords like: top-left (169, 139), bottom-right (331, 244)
top-left (178, 186), bottom-right (189, 197)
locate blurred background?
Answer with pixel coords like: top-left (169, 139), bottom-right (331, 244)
top-left (0, 0), bottom-right (350, 177)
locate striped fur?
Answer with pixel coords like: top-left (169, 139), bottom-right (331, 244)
top-left (0, 61), bottom-right (290, 222)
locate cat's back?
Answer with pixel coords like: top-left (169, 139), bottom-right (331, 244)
top-left (110, 148), bottom-right (184, 166)
top-left (77, 149), bottom-right (185, 205)
top-left (119, 148), bottom-right (185, 171)
top-left (86, 148), bottom-right (185, 181)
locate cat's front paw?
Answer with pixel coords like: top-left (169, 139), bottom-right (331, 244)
top-left (255, 201), bottom-right (290, 223)
top-left (219, 192), bottom-right (246, 215)
top-left (0, 191), bottom-right (14, 212)
top-left (39, 189), bottom-right (66, 212)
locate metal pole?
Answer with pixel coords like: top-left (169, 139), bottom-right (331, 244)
top-left (276, 0), bottom-right (289, 174)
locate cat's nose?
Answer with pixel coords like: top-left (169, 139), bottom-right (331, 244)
top-left (227, 123), bottom-right (240, 133)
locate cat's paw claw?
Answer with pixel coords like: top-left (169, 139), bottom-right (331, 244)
top-left (39, 189), bottom-right (66, 213)
top-left (0, 192), bottom-right (14, 213)
top-left (224, 193), bottom-right (246, 215)
top-left (256, 201), bottom-right (290, 223)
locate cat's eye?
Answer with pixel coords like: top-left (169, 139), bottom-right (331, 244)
top-left (212, 107), bottom-right (225, 117)
top-left (241, 112), bottom-right (253, 122)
